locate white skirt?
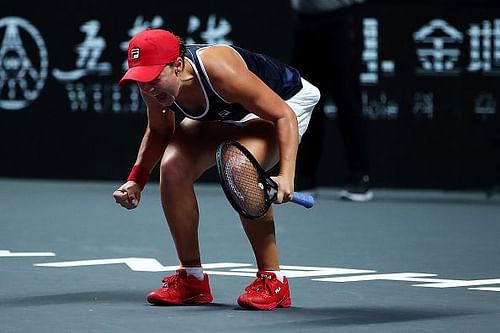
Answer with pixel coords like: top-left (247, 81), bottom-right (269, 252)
top-left (224, 78), bottom-right (320, 141)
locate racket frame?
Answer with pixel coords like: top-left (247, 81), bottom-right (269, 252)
top-left (216, 140), bottom-right (275, 219)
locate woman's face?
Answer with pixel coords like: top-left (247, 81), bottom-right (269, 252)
top-left (138, 60), bottom-right (182, 106)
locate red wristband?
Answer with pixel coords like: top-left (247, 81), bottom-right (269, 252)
top-left (127, 165), bottom-right (150, 190)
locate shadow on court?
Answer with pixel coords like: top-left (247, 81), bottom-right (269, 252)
top-left (2, 291), bottom-right (479, 326)
top-left (0, 290), bottom-right (147, 307)
top-left (247, 306), bottom-right (481, 328)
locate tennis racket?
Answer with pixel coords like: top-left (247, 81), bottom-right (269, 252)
top-left (216, 140), bottom-right (314, 219)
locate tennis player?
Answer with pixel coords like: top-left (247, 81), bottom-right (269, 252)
top-left (113, 28), bottom-right (319, 310)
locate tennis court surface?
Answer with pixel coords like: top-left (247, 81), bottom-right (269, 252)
top-left (1, 178), bottom-right (499, 332)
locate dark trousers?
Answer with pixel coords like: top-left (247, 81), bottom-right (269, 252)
top-left (292, 7), bottom-right (369, 184)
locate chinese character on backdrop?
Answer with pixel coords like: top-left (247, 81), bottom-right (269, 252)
top-left (413, 19), bottom-right (463, 76)
top-left (186, 14), bottom-right (232, 45)
top-left (52, 20), bottom-right (111, 82)
top-left (467, 19), bottom-right (500, 75)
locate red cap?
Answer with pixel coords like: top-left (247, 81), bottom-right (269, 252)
top-left (119, 29), bottom-right (180, 87)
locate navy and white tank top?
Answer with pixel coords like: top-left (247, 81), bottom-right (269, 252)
top-left (169, 44), bottom-right (303, 121)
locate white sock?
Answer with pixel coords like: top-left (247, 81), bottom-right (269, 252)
top-left (267, 270), bottom-right (284, 283)
top-left (184, 267), bottom-right (204, 281)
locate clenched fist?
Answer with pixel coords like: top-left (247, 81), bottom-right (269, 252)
top-left (113, 181), bottom-right (142, 209)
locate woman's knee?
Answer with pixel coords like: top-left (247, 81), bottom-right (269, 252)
top-left (159, 147), bottom-right (211, 187)
top-left (159, 152), bottom-right (193, 187)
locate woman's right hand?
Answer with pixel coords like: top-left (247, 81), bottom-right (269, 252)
top-left (113, 181), bottom-right (142, 209)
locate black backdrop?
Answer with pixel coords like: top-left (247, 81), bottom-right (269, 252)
top-left (1, 1), bottom-right (499, 190)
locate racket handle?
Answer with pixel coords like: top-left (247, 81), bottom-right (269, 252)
top-left (291, 192), bottom-right (315, 208)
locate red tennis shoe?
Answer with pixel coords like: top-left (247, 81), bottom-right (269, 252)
top-left (237, 271), bottom-right (292, 310)
top-left (146, 268), bottom-right (213, 305)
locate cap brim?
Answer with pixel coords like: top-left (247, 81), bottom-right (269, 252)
top-left (118, 64), bottom-right (165, 87)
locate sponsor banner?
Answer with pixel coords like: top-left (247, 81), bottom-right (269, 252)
top-left (1, 1), bottom-right (499, 188)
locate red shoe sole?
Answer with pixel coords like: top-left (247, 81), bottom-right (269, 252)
top-left (186, 293), bottom-right (214, 304)
top-left (147, 293), bottom-right (213, 305)
top-left (237, 296), bottom-right (292, 311)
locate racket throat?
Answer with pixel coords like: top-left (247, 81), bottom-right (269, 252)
top-left (263, 178), bottom-right (278, 202)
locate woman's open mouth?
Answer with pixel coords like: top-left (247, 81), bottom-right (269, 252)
top-left (155, 92), bottom-right (168, 103)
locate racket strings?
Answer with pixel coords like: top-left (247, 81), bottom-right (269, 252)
top-left (222, 145), bottom-right (268, 217)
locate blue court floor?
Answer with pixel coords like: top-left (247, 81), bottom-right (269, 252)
top-left (1, 178), bottom-right (499, 332)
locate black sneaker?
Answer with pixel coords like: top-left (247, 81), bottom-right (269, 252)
top-left (338, 174), bottom-right (374, 202)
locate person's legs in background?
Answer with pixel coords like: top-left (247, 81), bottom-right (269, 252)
top-left (292, 7), bottom-right (373, 201)
top-left (332, 8), bottom-right (373, 201)
top-left (292, 12), bottom-right (327, 193)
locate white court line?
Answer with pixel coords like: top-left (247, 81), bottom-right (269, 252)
top-left (469, 287), bottom-right (500, 292)
top-left (0, 250), bottom-right (55, 257)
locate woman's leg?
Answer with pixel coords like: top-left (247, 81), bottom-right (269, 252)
top-left (159, 119), bottom-right (224, 266)
top-left (233, 121), bottom-right (281, 271)
top-left (159, 119), bottom-right (240, 265)
top-left (240, 207), bottom-right (280, 270)
top-left (232, 120), bottom-right (293, 310)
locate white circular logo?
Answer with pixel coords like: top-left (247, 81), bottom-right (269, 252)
top-left (0, 17), bottom-right (49, 110)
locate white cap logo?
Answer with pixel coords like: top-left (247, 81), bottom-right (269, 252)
top-left (131, 47), bottom-right (140, 60)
